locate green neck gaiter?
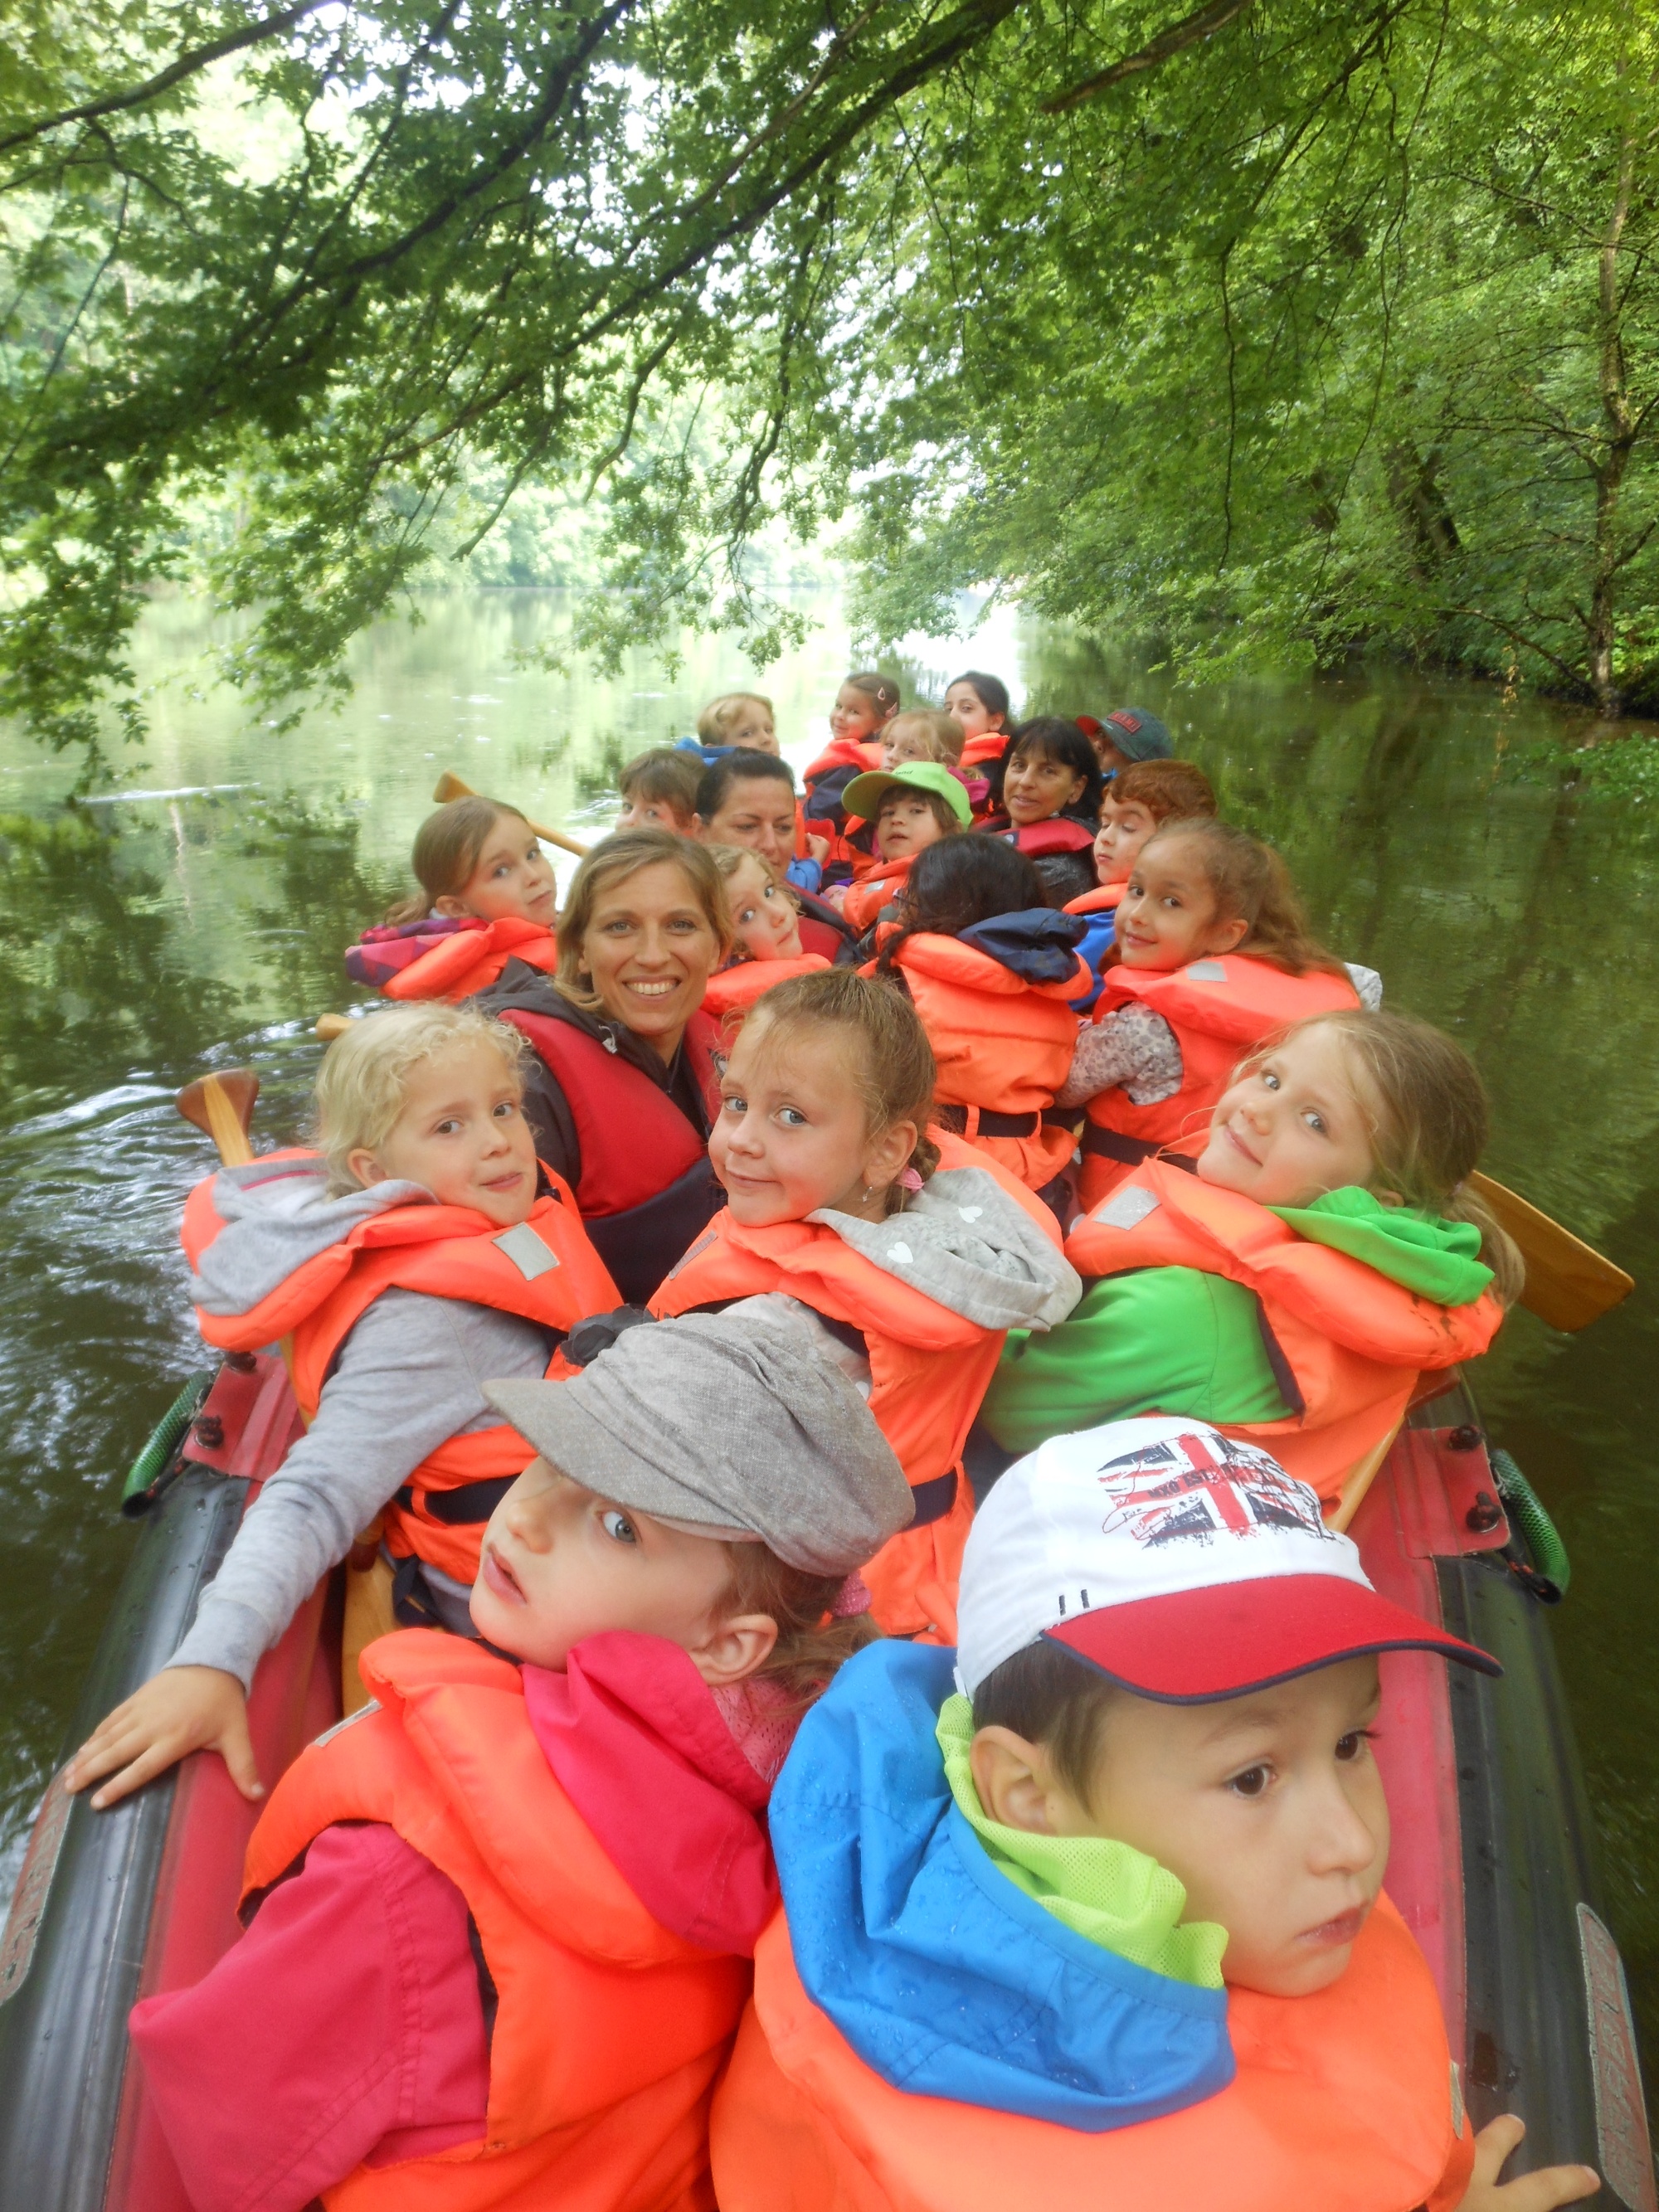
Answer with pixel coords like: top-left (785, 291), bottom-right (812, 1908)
top-left (936, 1694), bottom-right (1227, 1988)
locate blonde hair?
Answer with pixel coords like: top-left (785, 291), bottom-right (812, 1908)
top-left (1263, 1009), bottom-right (1525, 1306)
top-left (732, 966), bottom-right (940, 1208)
top-left (719, 1543), bottom-right (877, 1713)
top-left (554, 828), bottom-right (731, 1014)
top-left (386, 797), bottom-right (531, 927)
top-left (697, 692), bottom-right (775, 744)
top-left (314, 1004), bottom-right (527, 1196)
top-left (706, 840), bottom-right (801, 916)
top-left (885, 708), bottom-right (966, 763)
top-left (1144, 820), bottom-right (1350, 979)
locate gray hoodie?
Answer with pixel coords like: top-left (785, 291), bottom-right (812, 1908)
top-left (170, 1159), bottom-right (554, 1687)
top-left (728, 1164), bottom-right (1081, 1390)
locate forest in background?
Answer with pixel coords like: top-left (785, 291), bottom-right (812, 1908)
top-left (0, 0), bottom-right (1652, 773)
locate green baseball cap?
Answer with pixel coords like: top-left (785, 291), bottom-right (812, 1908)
top-left (842, 761), bottom-right (973, 829)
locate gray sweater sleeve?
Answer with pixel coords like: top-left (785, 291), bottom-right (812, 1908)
top-left (167, 1291), bottom-right (553, 1689)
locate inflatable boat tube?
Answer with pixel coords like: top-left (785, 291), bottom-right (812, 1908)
top-left (0, 1357), bottom-right (1651, 2209)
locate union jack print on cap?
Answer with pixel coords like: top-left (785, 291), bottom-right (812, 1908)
top-left (954, 1416), bottom-right (1498, 1701)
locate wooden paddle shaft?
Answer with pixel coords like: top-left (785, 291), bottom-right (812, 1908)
top-left (431, 771), bottom-right (590, 858)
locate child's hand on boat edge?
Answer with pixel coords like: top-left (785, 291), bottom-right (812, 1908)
top-left (63, 1666), bottom-right (261, 1811)
top-left (1460, 2116), bottom-right (1598, 2210)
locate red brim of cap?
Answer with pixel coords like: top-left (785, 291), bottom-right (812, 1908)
top-left (1044, 1575), bottom-right (1499, 1703)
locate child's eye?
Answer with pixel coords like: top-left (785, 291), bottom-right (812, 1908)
top-left (721, 1093), bottom-right (748, 1116)
top-left (1335, 1729), bottom-right (1376, 1762)
top-left (737, 904), bottom-right (758, 925)
top-left (1302, 1110), bottom-right (1327, 1135)
top-left (433, 1116), bottom-right (462, 1135)
top-left (1262, 1071), bottom-right (1281, 1091)
top-left (600, 1510), bottom-right (638, 1545)
top-left (492, 1100), bottom-right (517, 1121)
top-left (776, 1106), bottom-right (808, 1129)
top-left (1227, 1763), bottom-right (1272, 1800)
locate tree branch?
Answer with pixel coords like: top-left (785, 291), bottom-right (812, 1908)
top-left (1044, 0), bottom-right (1256, 114)
top-left (0, 0), bottom-right (333, 157)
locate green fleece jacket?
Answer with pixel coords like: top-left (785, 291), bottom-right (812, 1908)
top-left (985, 1185), bottom-right (1491, 1456)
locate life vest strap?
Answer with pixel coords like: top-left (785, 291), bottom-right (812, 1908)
top-left (908, 1471), bottom-right (958, 1528)
top-left (935, 1103), bottom-right (1044, 1141)
top-left (392, 1472), bottom-right (517, 1525)
top-left (1082, 1125), bottom-right (1200, 1169)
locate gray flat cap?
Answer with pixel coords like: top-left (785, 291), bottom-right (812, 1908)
top-left (484, 1310), bottom-right (912, 1577)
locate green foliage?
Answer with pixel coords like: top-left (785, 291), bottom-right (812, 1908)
top-left (839, 1), bottom-right (1659, 713)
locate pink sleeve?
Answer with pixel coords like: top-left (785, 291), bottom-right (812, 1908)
top-left (129, 1822), bottom-right (489, 2212)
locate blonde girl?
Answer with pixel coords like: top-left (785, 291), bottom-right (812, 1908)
top-left (990, 1008), bottom-right (1520, 1501)
top-left (66, 1003), bottom-right (620, 1811)
top-left (650, 968), bottom-right (1079, 1644)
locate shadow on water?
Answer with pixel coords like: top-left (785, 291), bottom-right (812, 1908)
top-left (0, 598), bottom-right (1657, 2072)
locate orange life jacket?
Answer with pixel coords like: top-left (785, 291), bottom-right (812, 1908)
top-left (702, 954), bottom-right (831, 1023)
top-left (958, 732), bottom-right (1010, 771)
top-left (243, 1633), bottom-right (748, 2212)
top-left (182, 1159), bottom-right (620, 1582)
top-left (649, 1134), bottom-right (1061, 1644)
top-left (709, 1899), bottom-right (1474, 2212)
top-left (841, 857), bottom-right (913, 937)
top-left (884, 933), bottom-right (1092, 1191)
top-left (388, 918), bottom-right (558, 1004)
top-left (1066, 1162), bottom-right (1504, 1496)
top-left (1063, 883), bottom-right (1123, 917)
top-left (1078, 956), bottom-right (1360, 1208)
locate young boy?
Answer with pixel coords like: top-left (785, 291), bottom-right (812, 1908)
top-left (711, 1417), bottom-right (1600, 2212)
top-left (617, 745), bottom-right (703, 833)
top-left (1077, 704), bottom-right (1175, 778)
top-left (129, 1310), bottom-right (915, 2212)
top-left (697, 690), bottom-right (778, 754)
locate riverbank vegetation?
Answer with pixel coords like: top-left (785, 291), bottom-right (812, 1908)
top-left (0, 0), bottom-right (1652, 770)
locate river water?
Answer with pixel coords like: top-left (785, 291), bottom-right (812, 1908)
top-left (2, 589), bottom-right (1657, 2048)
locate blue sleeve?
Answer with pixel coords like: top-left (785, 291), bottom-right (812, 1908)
top-left (1073, 908), bottom-right (1116, 1014)
top-left (786, 856), bottom-right (824, 893)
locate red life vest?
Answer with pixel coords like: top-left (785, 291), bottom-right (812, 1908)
top-left (884, 933), bottom-right (1092, 1191)
top-left (1078, 955), bottom-right (1360, 1209)
top-left (1063, 883), bottom-right (1123, 917)
top-left (841, 857), bottom-right (913, 937)
top-left (649, 1134), bottom-right (1062, 1644)
top-left (182, 1159), bottom-right (620, 1582)
top-left (243, 1633), bottom-right (749, 2212)
top-left (803, 741), bottom-right (884, 870)
top-left (496, 1007), bottom-right (724, 1305)
top-left (345, 917), bottom-right (559, 1003)
top-left (710, 1899), bottom-right (1474, 2212)
top-left (702, 955), bottom-right (831, 1023)
top-left (994, 817), bottom-right (1097, 861)
top-left (1066, 1162), bottom-right (1504, 1497)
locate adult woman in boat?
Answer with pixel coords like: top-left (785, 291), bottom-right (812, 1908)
top-left (475, 828), bottom-right (731, 1305)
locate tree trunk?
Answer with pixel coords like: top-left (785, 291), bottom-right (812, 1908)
top-left (1587, 127), bottom-right (1637, 717)
top-left (1385, 441), bottom-right (1461, 575)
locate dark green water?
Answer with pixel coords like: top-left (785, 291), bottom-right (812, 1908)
top-left (2, 591), bottom-right (1657, 2054)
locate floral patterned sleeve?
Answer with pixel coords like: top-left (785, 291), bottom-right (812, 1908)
top-left (1054, 1003), bottom-right (1185, 1109)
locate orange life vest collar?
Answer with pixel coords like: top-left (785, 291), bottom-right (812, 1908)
top-left (1099, 952), bottom-right (1359, 1047)
top-left (895, 931), bottom-right (1092, 1004)
top-left (1064, 882), bottom-right (1124, 916)
top-left (701, 954), bottom-right (830, 1023)
top-left (386, 916), bottom-right (558, 1003)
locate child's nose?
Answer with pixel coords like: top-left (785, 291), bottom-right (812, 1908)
top-left (1306, 1781), bottom-right (1383, 1878)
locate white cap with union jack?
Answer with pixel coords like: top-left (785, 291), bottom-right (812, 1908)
top-left (955, 1416), bottom-right (1499, 1700)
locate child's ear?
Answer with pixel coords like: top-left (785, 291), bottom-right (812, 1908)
top-left (432, 893), bottom-right (473, 919)
top-left (345, 1146), bottom-right (386, 1188)
top-left (971, 1726), bottom-right (1071, 1836)
top-left (865, 1116), bottom-right (919, 1194)
top-left (688, 1611), bottom-right (778, 1689)
top-left (1209, 913), bottom-right (1251, 955)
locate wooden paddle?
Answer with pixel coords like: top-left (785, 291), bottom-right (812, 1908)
top-left (177, 1068), bottom-right (260, 1167)
top-left (1470, 1170), bottom-right (1633, 1333)
top-left (432, 770), bottom-right (590, 858)
top-left (314, 1013), bottom-right (353, 1042)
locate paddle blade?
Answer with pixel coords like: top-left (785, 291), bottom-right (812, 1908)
top-left (432, 771), bottom-right (474, 805)
top-left (1471, 1171), bottom-right (1634, 1332)
top-left (177, 1069), bottom-right (260, 1167)
top-left (314, 1013), bottom-right (353, 1041)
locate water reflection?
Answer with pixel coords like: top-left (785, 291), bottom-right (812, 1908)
top-left (0, 596), bottom-right (1655, 2063)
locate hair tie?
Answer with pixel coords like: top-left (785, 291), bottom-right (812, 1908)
top-left (899, 1166), bottom-right (924, 1193)
top-left (830, 1572), bottom-right (873, 1618)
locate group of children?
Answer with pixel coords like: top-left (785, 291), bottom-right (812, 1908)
top-left (58, 668), bottom-right (1601, 2212)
